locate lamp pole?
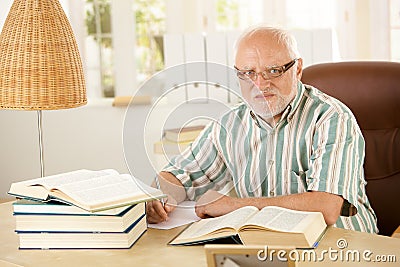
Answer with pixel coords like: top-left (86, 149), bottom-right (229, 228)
top-left (37, 110), bottom-right (45, 177)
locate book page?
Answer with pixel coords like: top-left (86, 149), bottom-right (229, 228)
top-left (32, 169), bottom-right (118, 188)
top-left (148, 201), bottom-right (201, 229)
top-left (52, 174), bottom-right (163, 210)
top-left (174, 206), bottom-right (258, 240)
top-left (243, 206), bottom-right (310, 233)
top-left (8, 169), bottom-right (117, 200)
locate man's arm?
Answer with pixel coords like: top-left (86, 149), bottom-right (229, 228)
top-left (195, 190), bottom-right (343, 225)
top-left (147, 121), bottom-right (231, 224)
top-left (146, 171), bottom-right (187, 223)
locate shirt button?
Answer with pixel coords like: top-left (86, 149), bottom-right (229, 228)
top-left (270, 191), bottom-right (275, 197)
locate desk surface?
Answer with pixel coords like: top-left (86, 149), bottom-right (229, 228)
top-left (0, 201), bottom-right (399, 267)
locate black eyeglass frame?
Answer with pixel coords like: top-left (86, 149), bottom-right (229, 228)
top-left (234, 58), bottom-right (299, 81)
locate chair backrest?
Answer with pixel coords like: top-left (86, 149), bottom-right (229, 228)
top-left (301, 61), bottom-right (400, 236)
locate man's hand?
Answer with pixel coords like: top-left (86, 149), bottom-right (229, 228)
top-left (195, 190), bottom-right (239, 218)
top-left (146, 195), bottom-right (177, 224)
top-left (194, 191), bottom-right (344, 225)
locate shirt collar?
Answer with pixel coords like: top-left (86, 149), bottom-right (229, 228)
top-left (286, 81), bottom-right (306, 121)
top-left (274, 81), bottom-right (306, 124)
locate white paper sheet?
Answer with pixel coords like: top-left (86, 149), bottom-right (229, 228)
top-left (148, 201), bottom-right (201, 230)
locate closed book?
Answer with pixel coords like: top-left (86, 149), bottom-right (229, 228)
top-left (15, 202), bottom-right (145, 232)
top-left (13, 199), bottom-right (131, 216)
top-left (112, 95), bottom-right (152, 106)
top-left (17, 214), bottom-right (147, 249)
top-left (164, 125), bottom-right (205, 143)
top-left (154, 138), bottom-right (192, 155)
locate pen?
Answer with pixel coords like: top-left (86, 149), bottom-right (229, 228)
top-left (313, 227), bottom-right (328, 248)
top-left (154, 174), bottom-right (165, 207)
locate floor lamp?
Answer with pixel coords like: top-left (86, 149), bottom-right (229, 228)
top-left (0, 0), bottom-right (87, 177)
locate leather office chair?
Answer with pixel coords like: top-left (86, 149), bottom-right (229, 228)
top-left (301, 61), bottom-right (400, 236)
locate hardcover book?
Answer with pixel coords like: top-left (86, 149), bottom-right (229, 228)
top-left (13, 199), bottom-right (131, 215)
top-left (164, 125), bottom-right (205, 143)
top-left (15, 202), bottom-right (145, 233)
top-left (17, 215), bottom-right (147, 249)
top-left (8, 169), bottom-right (165, 212)
top-left (169, 206), bottom-right (327, 248)
top-left (153, 138), bottom-right (192, 155)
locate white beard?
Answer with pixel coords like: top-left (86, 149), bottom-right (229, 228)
top-left (248, 86), bottom-right (295, 121)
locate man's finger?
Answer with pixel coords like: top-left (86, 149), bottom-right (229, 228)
top-left (164, 203), bottom-right (175, 213)
top-left (164, 196), bottom-right (177, 212)
top-left (152, 200), bottom-right (169, 221)
top-left (195, 205), bottom-right (208, 219)
top-left (146, 201), bottom-right (167, 223)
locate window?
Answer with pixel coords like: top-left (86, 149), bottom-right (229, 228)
top-left (81, 0), bottom-right (393, 98)
top-left (85, 0), bottom-right (165, 97)
top-left (135, 0), bottom-right (165, 84)
top-left (286, 0), bottom-right (335, 29)
top-left (216, 0), bottom-right (263, 31)
top-left (216, 0), bottom-right (239, 31)
top-left (390, 0), bottom-right (400, 61)
top-left (85, 0), bottom-right (114, 97)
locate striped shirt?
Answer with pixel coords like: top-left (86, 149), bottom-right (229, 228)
top-left (163, 82), bottom-right (378, 233)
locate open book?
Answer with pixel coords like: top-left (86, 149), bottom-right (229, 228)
top-left (169, 206), bottom-right (327, 248)
top-left (8, 169), bottom-right (165, 212)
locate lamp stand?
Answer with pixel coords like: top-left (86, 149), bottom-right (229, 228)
top-left (0, 1), bottom-right (87, 179)
top-left (37, 110), bottom-right (45, 177)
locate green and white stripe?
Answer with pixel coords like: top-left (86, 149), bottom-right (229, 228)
top-left (164, 82), bottom-right (378, 233)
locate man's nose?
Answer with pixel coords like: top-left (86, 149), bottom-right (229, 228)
top-left (254, 74), bottom-right (272, 87)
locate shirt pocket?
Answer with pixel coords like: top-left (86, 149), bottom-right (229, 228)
top-left (289, 170), bottom-right (308, 193)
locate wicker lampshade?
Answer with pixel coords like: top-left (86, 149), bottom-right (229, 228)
top-left (0, 0), bottom-right (87, 110)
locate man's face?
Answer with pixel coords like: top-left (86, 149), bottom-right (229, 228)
top-left (235, 33), bottom-right (302, 122)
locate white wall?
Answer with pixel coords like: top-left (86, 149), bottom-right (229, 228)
top-left (0, 102), bottom-right (129, 201)
top-left (336, 0), bottom-right (390, 60)
top-left (111, 0), bottom-right (137, 96)
top-left (0, 0), bottom-right (13, 30)
top-left (0, 100), bottom-right (230, 201)
top-left (165, 0), bottom-right (216, 33)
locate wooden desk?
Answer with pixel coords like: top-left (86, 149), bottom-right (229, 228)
top-left (0, 201), bottom-right (205, 267)
top-left (392, 226), bottom-right (400, 238)
top-left (0, 201), bottom-right (399, 267)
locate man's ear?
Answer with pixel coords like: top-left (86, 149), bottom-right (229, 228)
top-left (296, 58), bottom-right (303, 80)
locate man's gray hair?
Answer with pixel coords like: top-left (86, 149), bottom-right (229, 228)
top-left (234, 25), bottom-right (301, 60)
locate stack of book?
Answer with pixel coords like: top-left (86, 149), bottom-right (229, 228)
top-left (13, 199), bottom-right (146, 249)
top-left (8, 169), bottom-right (165, 249)
top-left (154, 125), bottom-right (205, 155)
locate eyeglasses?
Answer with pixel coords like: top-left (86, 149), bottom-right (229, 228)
top-left (234, 58), bottom-right (298, 81)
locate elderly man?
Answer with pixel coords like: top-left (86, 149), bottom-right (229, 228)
top-left (147, 26), bottom-right (377, 233)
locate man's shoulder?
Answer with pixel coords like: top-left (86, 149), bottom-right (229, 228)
top-left (303, 84), bottom-right (355, 117)
top-left (212, 103), bottom-right (251, 132)
top-left (220, 103), bottom-right (249, 120)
